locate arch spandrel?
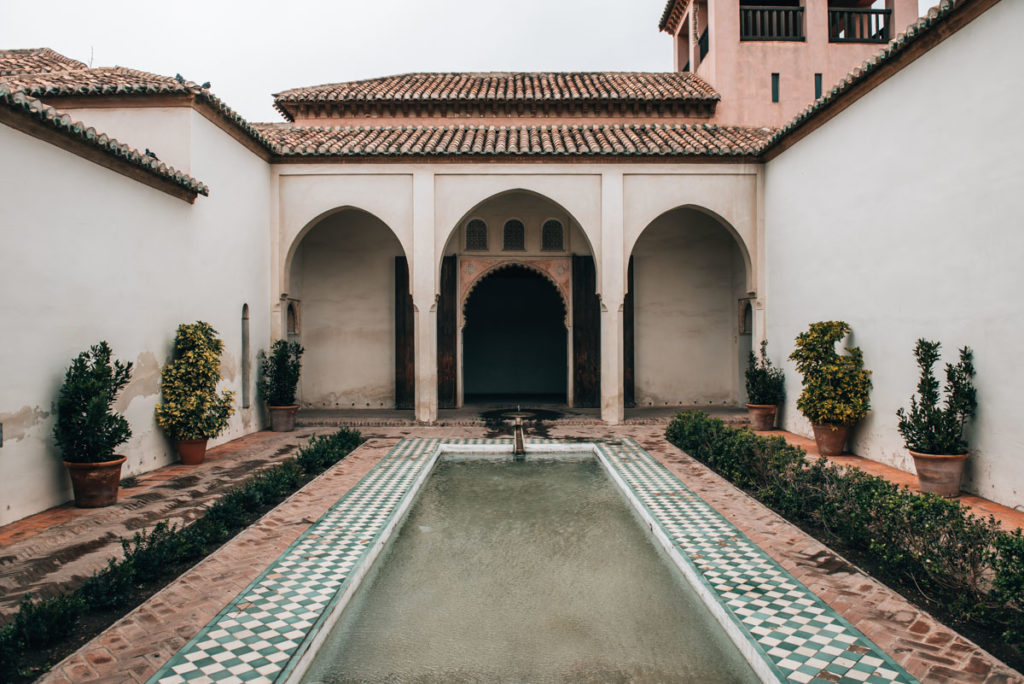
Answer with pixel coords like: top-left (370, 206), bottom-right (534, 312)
top-left (434, 175), bottom-right (602, 292)
top-left (459, 257), bottom-right (571, 330)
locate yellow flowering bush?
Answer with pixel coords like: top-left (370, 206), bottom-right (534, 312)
top-left (789, 321), bottom-right (871, 426)
top-left (155, 322), bottom-right (235, 440)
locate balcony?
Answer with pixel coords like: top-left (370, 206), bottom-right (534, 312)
top-left (740, 6), bottom-right (805, 41)
top-left (829, 8), bottom-right (892, 43)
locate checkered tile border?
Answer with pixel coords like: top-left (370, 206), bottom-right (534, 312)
top-left (147, 437), bottom-right (916, 684)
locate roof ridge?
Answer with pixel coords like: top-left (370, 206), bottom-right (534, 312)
top-left (0, 84), bottom-right (209, 197)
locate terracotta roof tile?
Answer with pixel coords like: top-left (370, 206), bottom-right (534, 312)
top-left (0, 85), bottom-right (209, 197)
top-left (254, 122), bottom-right (772, 159)
top-left (0, 48), bottom-right (87, 76)
top-left (659, 0), bottom-right (687, 33)
top-left (762, 0), bottom-right (979, 154)
top-left (273, 72), bottom-right (719, 120)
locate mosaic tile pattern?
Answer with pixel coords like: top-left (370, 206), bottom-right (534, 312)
top-left (148, 437), bottom-right (917, 684)
top-left (595, 438), bottom-right (916, 684)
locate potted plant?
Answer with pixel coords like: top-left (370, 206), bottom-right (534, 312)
top-left (897, 339), bottom-right (976, 497)
top-left (257, 340), bottom-right (304, 431)
top-left (155, 322), bottom-right (235, 464)
top-left (745, 340), bottom-right (785, 431)
top-left (789, 321), bottom-right (871, 456)
top-left (53, 342), bottom-right (133, 507)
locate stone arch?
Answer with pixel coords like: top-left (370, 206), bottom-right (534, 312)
top-left (627, 204), bottom-right (754, 294)
top-left (460, 259), bottom-right (570, 330)
top-left (437, 188), bottom-right (597, 293)
top-left (283, 205), bottom-right (409, 300)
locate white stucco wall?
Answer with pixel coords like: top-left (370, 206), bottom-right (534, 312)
top-left (0, 109), bottom-right (271, 526)
top-left (59, 106), bottom-right (194, 173)
top-left (764, 0), bottom-right (1024, 506)
top-left (290, 210), bottom-right (403, 408)
top-left (632, 208), bottom-right (747, 406)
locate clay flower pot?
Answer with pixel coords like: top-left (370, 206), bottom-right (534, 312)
top-left (64, 456), bottom-right (126, 508)
top-left (812, 423), bottom-right (850, 456)
top-left (746, 403), bottom-right (778, 431)
top-left (176, 438), bottom-right (209, 465)
top-left (269, 405), bottom-right (300, 432)
top-left (910, 450), bottom-right (968, 497)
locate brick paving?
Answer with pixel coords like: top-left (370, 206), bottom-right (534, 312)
top-left (1, 420), bottom-right (1020, 682)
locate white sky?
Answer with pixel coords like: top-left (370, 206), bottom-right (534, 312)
top-left (1, 0), bottom-right (934, 123)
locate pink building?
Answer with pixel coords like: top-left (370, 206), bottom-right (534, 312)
top-left (661, 0), bottom-right (918, 126)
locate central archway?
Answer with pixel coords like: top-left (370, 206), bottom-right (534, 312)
top-left (462, 265), bottom-right (567, 403)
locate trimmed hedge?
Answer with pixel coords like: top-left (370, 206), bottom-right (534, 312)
top-left (0, 427), bottom-right (362, 680)
top-left (666, 411), bottom-right (1023, 650)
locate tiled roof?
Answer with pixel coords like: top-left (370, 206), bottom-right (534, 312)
top-left (0, 85), bottom-right (209, 197)
top-left (254, 122), bottom-right (771, 158)
top-left (762, 0), bottom-right (982, 155)
top-left (0, 65), bottom-right (276, 152)
top-left (273, 72), bottom-right (719, 120)
top-left (659, 0), bottom-right (687, 33)
top-left (0, 48), bottom-right (87, 76)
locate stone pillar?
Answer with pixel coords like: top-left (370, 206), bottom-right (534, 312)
top-left (600, 171), bottom-right (625, 425)
top-left (411, 171), bottom-right (437, 423)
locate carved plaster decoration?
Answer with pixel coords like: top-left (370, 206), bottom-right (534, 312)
top-left (459, 256), bottom-right (572, 330)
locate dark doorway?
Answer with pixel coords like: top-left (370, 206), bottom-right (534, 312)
top-left (463, 266), bottom-right (567, 403)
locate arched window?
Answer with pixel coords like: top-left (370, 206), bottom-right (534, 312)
top-left (465, 219), bottom-right (488, 251)
top-left (287, 302), bottom-right (299, 343)
top-left (241, 304), bottom-right (251, 408)
top-left (503, 219), bottom-right (525, 251)
top-left (542, 220), bottom-right (564, 251)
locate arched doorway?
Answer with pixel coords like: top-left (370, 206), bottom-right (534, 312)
top-left (462, 265), bottom-right (568, 403)
top-left (627, 206), bottom-right (751, 407)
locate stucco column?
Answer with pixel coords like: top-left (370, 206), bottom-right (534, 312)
top-left (412, 171), bottom-right (437, 423)
top-left (600, 171), bottom-right (625, 425)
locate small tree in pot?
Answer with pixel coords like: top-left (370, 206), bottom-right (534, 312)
top-left (257, 340), bottom-right (304, 431)
top-left (155, 322), bottom-right (235, 464)
top-left (53, 341), bottom-right (133, 507)
top-left (745, 340), bottom-right (785, 431)
top-left (789, 321), bottom-right (872, 456)
top-left (897, 339), bottom-right (976, 497)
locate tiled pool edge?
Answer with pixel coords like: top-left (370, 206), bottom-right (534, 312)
top-left (148, 437), bottom-right (917, 684)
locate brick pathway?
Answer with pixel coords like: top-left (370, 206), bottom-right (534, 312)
top-left (2, 421), bottom-right (1020, 682)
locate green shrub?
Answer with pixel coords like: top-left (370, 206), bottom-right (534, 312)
top-left (789, 321), bottom-right (871, 426)
top-left (52, 341), bottom-right (133, 463)
top-left (0, 427), bottom-right (362, 681)
top-left (897, 339), bottom-right (977, 455)
top-left (666, 410), bottom-right (1022, 648)
top-left (745, 340), bottom-right (785, 405)
top-left (257, 340), bottom-right (304, 406)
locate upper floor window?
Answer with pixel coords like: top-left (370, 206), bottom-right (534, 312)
top-left (541, 220), bottom-right (564, 251)
top-left (503, 220), bottom-right (525, 251)
top-left (466, 219), bottom-right (488, 251)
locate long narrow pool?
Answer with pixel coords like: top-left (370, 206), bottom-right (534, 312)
top-left (300, 457), bottom-right (757, 683)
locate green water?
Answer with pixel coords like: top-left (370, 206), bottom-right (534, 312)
top-left (300, 457), bottom-right (758, 683)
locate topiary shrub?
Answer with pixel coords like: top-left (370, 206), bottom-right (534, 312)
top-left (897, 339), bottom-right (976, 455)
top-left (789, 321), bottom-right (871, 426)
top-left (155, 322), bottom-right (235, 440)
top-left (745, 340), bottom-right (785, 405)
top-left (52, 342), bottom-right (133, 463)
top-left (257, 340), bottom-right (304, 406)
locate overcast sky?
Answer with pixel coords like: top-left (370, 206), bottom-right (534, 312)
top-left (1, 0), bottom-right (934, 123)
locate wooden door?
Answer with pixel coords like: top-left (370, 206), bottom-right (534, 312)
top-left (437, 255), bottom-right (458, 409)
top-left (623, 256), bottom-right (635, 408)
top-left (572, 255), bottom-right (601, 408)
top-left (394, 257), bottom-right (415, 410)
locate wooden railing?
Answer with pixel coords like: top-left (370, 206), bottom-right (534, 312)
top-left (829, 8), bottom-right (892, 43)
top-left (740, 6), bottom-right (805, 41)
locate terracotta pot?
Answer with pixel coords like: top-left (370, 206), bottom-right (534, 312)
top-left (176, 438), bottom-right (208, 465)
top-left (269, 405), bottom-right (300, 432)
top-left (910, 450), bottom-right (969, 497)
top-left (64, 456), bottom-right (126, 508)
top-left (812, 423), bottom-right (850, 456)
top-left (746, 403), bottom-right (778, 431)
